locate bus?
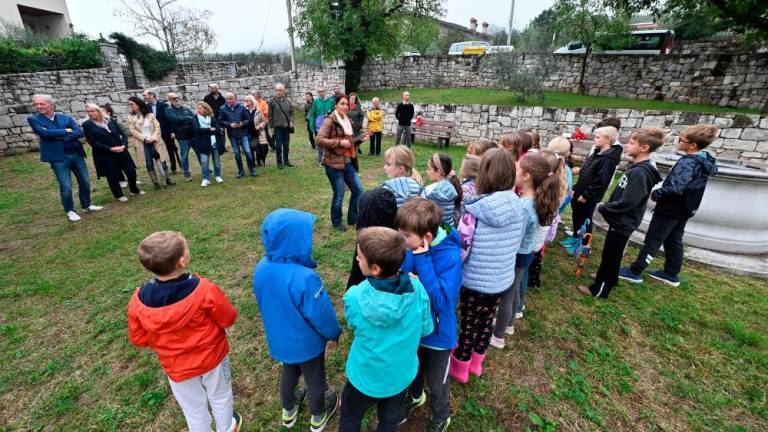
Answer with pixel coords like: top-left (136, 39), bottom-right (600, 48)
top-left (448, 41), bottom-right (491, 55)
top-left (554, 30), bottom-right (675, 55)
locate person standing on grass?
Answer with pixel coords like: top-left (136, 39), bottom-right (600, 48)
top-left (303, 92), bottom-right (316, 150)
top-left (128, 231), bottom-right (243, 432)
top-left (333, 84), bottom-right (342, 99)
top-left (127, 96), bottom-right (175, 190)
top-left (219, 92), bottom-right (257, 178)
top-left (251, 91), bottom-right (274, 150)
top-left (28, 94), bottom-right (103, 222)
top-left (395, 91), bottom-right (414, 147)
top-left (347, 92), bottom-right (365, 141)
top-left (143, 89), bottom-right (180, 175)
top-left (204, 83), bottom-right (226, 118)
top-left (245, 96), bottom-right (269, 167)
top-left (82, 103), bottom-right (144, 202)
top-left (164, 93), bottom-right (197, 182)
top-left (309, 86), bottom-right (335, 164)
top-left (268, 83), bottom-right (294, 169)
top-left (192, 102), bottom-right (225, 188)
top-left (366, 97), bottom-right (384, 156)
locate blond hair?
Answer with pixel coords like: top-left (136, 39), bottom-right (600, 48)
top-left (383, 145), bottom-right (422, 184)
top-left (547, 136), bottom-right (571, 157)
top-left (630, 127), bottom-right (665, 152)
top-left (85, 103), bottom-right (107, 123)
top-left (196, 101), bottom-right (214, 116)
top-left (467, 140), bottom-right (497, 156)
top-left (594, 126), bottom-right (619, 142)
top-left (680, 124), bottom-right (718, 149)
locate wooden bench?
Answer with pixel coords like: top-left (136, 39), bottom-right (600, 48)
top-left (412, 120), bottom-right (455, 148)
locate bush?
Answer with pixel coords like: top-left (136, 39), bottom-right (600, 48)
top-left (109, 32), bottom-right (176, 81)
top-left (489, 53), bottom-right (552, 103)
top-left (0, 30), bottom-right (103, 74)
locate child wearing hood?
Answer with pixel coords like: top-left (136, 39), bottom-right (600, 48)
top-left (425, 153), bottom-right (462, 228)
top-left (253, 209), bottom-right (342, 432)
top-left (382, 145), bottom-right (424, 207)
top-left (339, 227), bottom-right (433, 432)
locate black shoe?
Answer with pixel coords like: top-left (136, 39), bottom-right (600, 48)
top-left (236, 172), bottom-right (245, 179)
top-left (310, 391), bottom-right (340, 432)
top-left (166, 178), bottom-right (176, 186)
top-left (281, 387), bottom-right (307, 428)
top-left (399, 391), bottom-right (426, 425)
top-left (333, 224), bottom-right (346, 233)
top-left (153, 182), bottom-right (161, 190)
top-left (427, 417), bottom-right (451, 432)
top-left (278, 164), bottom-right (284, 169)
top-left (285, 162), bottom-right (295, 167)
top-left (250, 171), bottom-right (259, 177)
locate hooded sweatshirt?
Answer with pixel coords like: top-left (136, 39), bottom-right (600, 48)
top-left (573, 144), bottom-right (623, 203)
top-left (382, 176), bottom-right (424, 208)
top-left (598, 159), bottom-right (662, 236)
top-left (344, 272), bottom-right (433, 398)
top-left (425, 179), bottom-right (459, 227)
top-left (253, 209), bottom-right (342, 364)
top-left (127, 274), bottom-right (237, 382)
top-left (400, 227), bottom-right (463, 350)
top-left (461, 190), bottom-right (524, 294)
top-left (652, 151), bottom-right (718, 219)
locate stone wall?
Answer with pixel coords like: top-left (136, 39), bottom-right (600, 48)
top-left (371, 101), bottom-right (768, 163)
top-left (360, 53), bottom-right (768, 109)
top-left (132, 57), bottom-right (287, 89)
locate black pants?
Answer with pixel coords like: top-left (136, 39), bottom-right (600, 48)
top-left (105, 166), bottom-right (139, 198)
top-left (456, 288), bottom-right (502, 361)
top-left (630, 213), bottom-right (688, 277)
top-left (162, 134), bottom-right (181, 173)
top-left (307, 124), bottom-right (316, 148)
top-left (280, 352), bottom-right (328, 416)
top-left (589, 228), bottom-right (630, 299)
top-left (338, 381), bottom-right (404, 432)
top-left (407, 346), bottom-right (451, 422)
top-left (369, 132), bottom-right (382, 156)
top-left (571, 199), bottom-right (597, 238)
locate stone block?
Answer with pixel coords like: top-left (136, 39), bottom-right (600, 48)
top-left (723, 139), bottom-right (756, 151)
top-left (741, 128), bottom-right (768, 141)
top-left (713, 117), bottom-right (733, 128)
top-left (756, 141), bottom-right (768, 153)
top-left (641, 116), bottom-right (665, 128)
top-left (720, 128), bottom-right (742, 139)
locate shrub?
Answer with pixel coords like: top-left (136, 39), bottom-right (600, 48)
top-left (489, 53), bottom-right (552, 103)
top-left (0, 28), bottom-right (103, 74)
top-left (109, 32), bottom-right (176, 81)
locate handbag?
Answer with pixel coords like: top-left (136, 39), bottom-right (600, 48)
top-left (275, 100), bottom-right (295, 134)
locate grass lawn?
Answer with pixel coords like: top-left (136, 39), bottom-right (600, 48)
top-left (1, 119), bottom-right (766, 431)
top-left (359, 88), bottom-right (760, 114)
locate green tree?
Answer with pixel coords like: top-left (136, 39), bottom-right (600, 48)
top-left (552, 0), bottom-right (632, 94)
top-left (490, 53), bottom-right (552, 102)
top-left (518, 8), bottom-right (565, 51)
top-left (293, 0), bottom-right (445, 91)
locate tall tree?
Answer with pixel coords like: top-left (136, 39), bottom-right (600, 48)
top-left (293, 0), bottom-right (445, 91)
top-left (115, 0), bottom-right (216, 56)
top-left (552, 0), bottom-right (631, 94)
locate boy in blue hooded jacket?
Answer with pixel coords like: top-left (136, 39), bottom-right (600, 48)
top-left (253, 209), bottom-right (342, 432)
top-left (395, 198), bottom-right (462, 432)
top-left (339, 227), bottom-right (433, 432)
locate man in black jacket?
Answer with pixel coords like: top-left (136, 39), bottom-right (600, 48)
top-left (143, 89), bottom-right (181, 174)
top-left (395, 91), bottom-right (414, 147)
top-left (203, 83), bottom-right (226, 117)
top-left (578, 128), bottom-right (664, 299)
top-left (164, 92), bottom-right (197, 181)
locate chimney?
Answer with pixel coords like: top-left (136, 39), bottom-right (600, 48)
top-left (469, 17), bottom-right (477, 32)
top-left (481, 21), bottom-right (489, 34)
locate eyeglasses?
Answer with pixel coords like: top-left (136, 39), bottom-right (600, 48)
top-left (679, 138), bottom-right (691, 144)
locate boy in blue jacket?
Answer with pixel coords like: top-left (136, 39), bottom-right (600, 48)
top-left (395, 198), bottom-right (462, 432)
top-left (340, 227), bottom-right (433, 432)
top-left (253, 209), bottom-right (342, 432)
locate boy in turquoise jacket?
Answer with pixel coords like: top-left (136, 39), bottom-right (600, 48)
top-left (339, 227), bottom-right (433, 432)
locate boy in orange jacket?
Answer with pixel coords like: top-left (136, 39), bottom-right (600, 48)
top-left (128, 231), bottom-right (242, 432)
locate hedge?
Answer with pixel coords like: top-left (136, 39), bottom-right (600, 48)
top-left (109, 32), bottom-right (176, 81)
top-left (0, 34), bottom-right (103, 74)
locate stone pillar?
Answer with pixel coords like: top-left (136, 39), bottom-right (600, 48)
top-left (99, 42), bottom-right (127, 91)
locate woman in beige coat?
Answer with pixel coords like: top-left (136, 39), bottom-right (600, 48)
top-left (127, 96), bottom-right (175, 189)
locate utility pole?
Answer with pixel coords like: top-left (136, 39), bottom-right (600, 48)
top-left (507, 0), bottom-right (515, 46)
top-left (285, 0), bottom-right (297, 77)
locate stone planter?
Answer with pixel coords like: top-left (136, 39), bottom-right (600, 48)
top-left (640, 154), bottom-right (768, 254)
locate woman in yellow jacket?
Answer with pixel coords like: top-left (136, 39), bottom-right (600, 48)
top-left (127, 96), bottom-right (175, 189)
top-left (366, 97), bottom-right (384, 156)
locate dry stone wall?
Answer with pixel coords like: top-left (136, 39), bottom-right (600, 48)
top-left (133, 58), bottom-right (286, 88)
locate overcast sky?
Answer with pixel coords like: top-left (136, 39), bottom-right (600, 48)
top-left (68, 0), bottom-right (555, 53)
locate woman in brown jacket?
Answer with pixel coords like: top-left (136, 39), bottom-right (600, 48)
top-left (127, 96), bottom-right (175, 189)
top-left (316, 95), bottom-right (367, 232)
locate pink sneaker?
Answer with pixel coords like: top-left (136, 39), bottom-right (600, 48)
top-left (449, 351), bottom-right (470, 384)
top-left (469, 351), bottom-right (487, 377)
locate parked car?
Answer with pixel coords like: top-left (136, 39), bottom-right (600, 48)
top-left (448, 41), bottom-right (491, 55)
top-left (554, 30), bottom-right (675, 55)
top-left (402, 51), bottom-right (422, 57)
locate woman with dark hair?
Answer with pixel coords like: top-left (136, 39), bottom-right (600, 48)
top-left (127, 96), bottom-right (175, 189)
top-left (346, 187), bottom-right (398, 288)
top-left (83, 103), bottom-right (143, 201)
top-left (316, 94), bottom-right (367, 232)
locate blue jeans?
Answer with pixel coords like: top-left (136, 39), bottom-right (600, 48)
top-left (178, 139), bottom-right (194, 177)
top-left (324, 162), bottom-right (363, 227)
top-left (50, 152), bottom-right (91, 212)
top-left (199, 149), bottom-right (221, 180)
top-left (142, 143), bottom-right (156, 173)
top-left (274, 127), bottom-right (291, 166)
top-left (230, 134), bottom-right (255, 174)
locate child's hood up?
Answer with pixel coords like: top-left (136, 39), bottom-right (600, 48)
top-left (261, 208), bottom-right (317, 268)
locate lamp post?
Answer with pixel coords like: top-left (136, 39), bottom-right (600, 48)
top-left (330, 1), bottom-right (341, 71)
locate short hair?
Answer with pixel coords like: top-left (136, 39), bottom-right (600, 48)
top-left (396, 197), bottom-right (442, 237)
top-left (372, 97), bottom-right (380, 103)
top-left (357, 227), bottom-right (406, 278)
top-left (275, 83), bottom-right (285, 90)
top-left (138, 231), bottom-right (187, 276)
top-left (594, 126), bottom-right (619, 142)
top-left (467, 140), bottom-right (497, 156)
top-left (32, 94), bottom-right (54, 104)
top-left (596, 116), bottom-right (621, 130)
top-left (630, 127), bottom-right (665, 152)
top-left (143, 89), bottom-right (156, 98)
top-left (475, 148), bottom-right (517, 195)
top-left (460, 154), bottom-right (481, 180)
top-left (403, 91), bottom-right (410, 97)
top-left (224, 91), bottom-right (236, 99)
top-left (251, 90), bottom-right (262, 98)
top-left (196, 101), bottom-right (214, 116)
top-left (208, 83), bottom-right (219, 90)
top-left (680, 124), bottom-right (718, 149)
top-left (166, 92), bottom-right (179, 100)
top-left (305, 92), bottom-right (313, 97)
top-left (547, 136), bottom-right (571, 156)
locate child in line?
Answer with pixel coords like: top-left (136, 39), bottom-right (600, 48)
top-left (519, 128), bottom-right (541, 151)
top-left (561, 126), bottom-right (623, 253)
top-left (620, 124), bottom-right (719, 287)
top-left (467, 140), bottom-right (497, 156)
top-left (382, 145), bottom-right (424, 208)
top-left (346, 187), bottom-right (399, 289)
top-left (425, 153), bottom-right (462, 227)
top-left (491, 153), bottom-right (562, 348)
top-left (459, 154), bottom-right (481, 219)
top-left (451, 148), bottom-right (523, 383)
top-left (396, 198), bottom-right (463, 431)
top-left (340, 227), bottom-right (433, 432)
top-left (578, 128), bottom-right (664, 299)
top-left (252, 209), bottom-right (342, 431)
top-left (128, 231), bottom-right (242, 432)
top-left (500, 132), bottom-right (534, 160)
top-left (547, 136), bottom-right (574, 214)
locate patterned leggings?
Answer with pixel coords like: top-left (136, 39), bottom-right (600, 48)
top-left (456, 288), bottom-right (502, 361)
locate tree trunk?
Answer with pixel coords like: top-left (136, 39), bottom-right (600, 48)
top-left (344, 46), bottom-right (368, 92)
top-left (578, 51), bottom-right (589, 95)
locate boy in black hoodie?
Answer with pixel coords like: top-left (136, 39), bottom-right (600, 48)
top-left (578, 128), bottom-right (664, 299)
top-left (620, 124), bottom-right (719, 287)
top-left (561, 126), bottom-right (624, 253)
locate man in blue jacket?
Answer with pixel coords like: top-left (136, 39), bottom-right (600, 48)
top-left (253, 209), bottom-right (341, 432)
top-left (143, 89), bottom-right (180, 174)
top-left (27, 94), bottom-right (102, 222)
top-left (219, 92), bottom-right (256, 178)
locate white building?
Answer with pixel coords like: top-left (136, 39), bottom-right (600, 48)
top-left (0, 0), bottom-right (73, 38)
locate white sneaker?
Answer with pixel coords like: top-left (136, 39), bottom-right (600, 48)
top-left (505, 325), bottom-right (515, 336)
top-left (119, 181), bottom-right (128, 188)
top-left (136, 180), bottom-right (142, 185)
top-left (85, 205), bottom-right (103, 212)
top-left (130, 190), bottom-right (146, 196)
top-left (490, 335), bottom-right (505, 349)
top-left (66, 211), bottom-right (81, 222)
top-left (201, 179), bottom-right (211, 187)
top-left (515, 311), bottom-right (524, 319)
top-left (118, 196), bottom-right (128, 202)
top-left (215, 176), bottom-right (224, 183)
